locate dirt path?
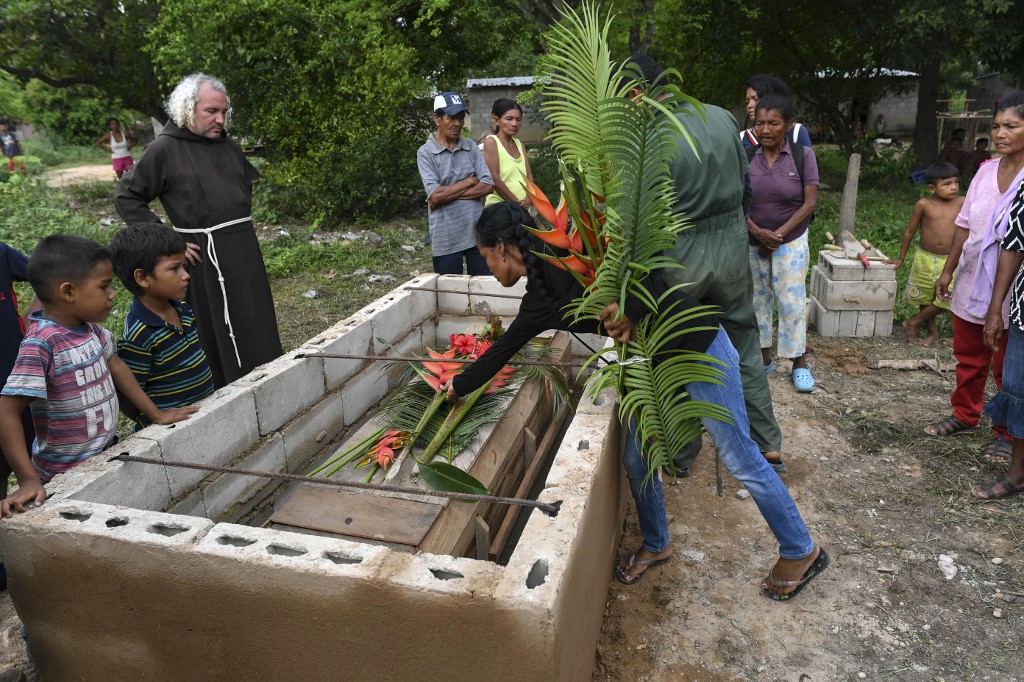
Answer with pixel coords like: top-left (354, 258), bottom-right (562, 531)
top-left (44, 163), bottom-right (116, 188)
top-left (596, 334), bottom-right (1023, 681)
top-left (1, 331), bottom-right (1020, 680)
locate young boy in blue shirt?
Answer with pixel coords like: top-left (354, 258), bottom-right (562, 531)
top-left (0, 235), bottom-right (198, 517)
top-left (110, 224), bottom-right (215, 429)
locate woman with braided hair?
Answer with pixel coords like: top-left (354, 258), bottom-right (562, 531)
top-left (444, 201), bottom-right (828, 598)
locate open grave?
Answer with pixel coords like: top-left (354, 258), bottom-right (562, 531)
top-left (0, 274), bottom-right (626, 680)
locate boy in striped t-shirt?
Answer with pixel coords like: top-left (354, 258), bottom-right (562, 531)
top-left (111, 224), bottom-right (215, 430)
top-left (0, 235), bottom-right (198, 517)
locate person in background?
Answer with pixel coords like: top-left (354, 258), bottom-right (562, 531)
top-left (740, 74), bottom-right (812, 150)
top-left (416, 92), bottom-right (494, 275)
top-left (0, 235), bottom-right (196, 518)
top-left (95, 118), bottom-right (137, 180)
top-left (115, 73), bottom-right (283, 388)
top-left (874, 114), bottom-right (886, 137)
top-left (482, 98), bottom-right (534, 209)
top-left (0, 123), bottom-right (26, 174)
top-left (971, 138), bottom-right (992, 176)
top-left (745, 94), bottom-right (819, 392)
top-left (885, 162), bottom-right (964, 347)
top-left (931, 93), bottom-right (1024, 464)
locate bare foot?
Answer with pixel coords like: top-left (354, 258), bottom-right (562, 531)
top-left (762, 546), bottom-right (822, 599)
top-left (902, 319), bottom-right (921, 344)
top-left (919, 333), bottom-right (940, 347)
top-left (615, 546), bottom-right (673, 584)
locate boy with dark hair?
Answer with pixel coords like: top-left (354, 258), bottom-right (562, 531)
top-left (0, 234), bottom-right (197, 517)
top-left (885, 162), bottom-right (965, 346)
top-left (110, 223), bottom-right (215, 429)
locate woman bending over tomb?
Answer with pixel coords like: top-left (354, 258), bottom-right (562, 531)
top-left (442, 202), bottom-right (829, 599)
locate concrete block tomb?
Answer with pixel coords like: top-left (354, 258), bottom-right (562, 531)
top-left (0, 274), bottom-right (626, 681)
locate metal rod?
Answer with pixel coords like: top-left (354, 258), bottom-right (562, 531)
top-left (405, 286), bottom-right (524, 300)
top-left (112, 453), bottom-right (562, 516)
top-left (295, 351), bottom-right (600, 369)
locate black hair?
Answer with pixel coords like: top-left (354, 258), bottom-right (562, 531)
top-left (107, 117), bottom-right (120, 126)
top-left (627, 53), bottom-right (665, 86)
top-left (476, 202), bottom-right (551, 301)
top-left (491, 98), bottom-right (522, 118)
top-left (27, 235), bottom-right (112, 304)
top-left (977, 137), bottom-right (989, 147)
top-left (754, 93), bottom-right (794, 122)
top-left (110, 223), bottom-right (188, 296)
top-left (924, 162), bottom-right (960, 185)
top-left (746, 74), bottom-right (792, 98)
top-left (996, 91), bottom-right (1024, 119)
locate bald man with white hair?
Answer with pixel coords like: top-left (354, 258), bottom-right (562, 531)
top-left (115, 73), bottom-right (282, 387)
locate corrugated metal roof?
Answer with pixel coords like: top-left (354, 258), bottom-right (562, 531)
top-left (466, 77), bottom-right (537, 88)
top-left (815, 67), bottom-right (918, 78)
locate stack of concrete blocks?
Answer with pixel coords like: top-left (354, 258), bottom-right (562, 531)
top-left (0, 274), bottom-right (627, 681)
top-left (808, 251), bottom-right (897, 337)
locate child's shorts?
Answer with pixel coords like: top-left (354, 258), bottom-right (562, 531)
top-left (112, 156), bottom-right (134, 173)
top-left (904, 249), bottom-right (952, 310)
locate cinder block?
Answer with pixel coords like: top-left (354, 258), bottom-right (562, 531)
top-left (371, 291), bottom-right (420, 354)
top-left (875, 311), bottom-right (894, 336)
top-left (281, 392), bottom-right (347, 474)
top-left (818, 252), bottom-right (865, 281)
top-left (419, 318), bottom-right (438, 351)
top-left (202, 434), bottom-right (287, 522)
top-left (855, 310), bottom-right (876, 336)
top-left (319, 317), bottom-right (373, 390)
top-left (156, 385), bottom-right (259, 494)
top-left (167, 485), bottom-right (207, 516)
top-left (341, 367), bottom-right (389, 426)
top-left (383, 329), bottom-right (425, 389)
top-left (469, 277), bottom-right (526, 318)
top-left (248, 352), bottom-right (326, 436)
top-left (437, 275), bottom-right (470, 314)
top-left (435, 316), bottom-right (489, 344)
top-left (809, 295), bottom-right (839, 336)
top-left (810, 270), bottom-right (896, 311)
top-left (68, 437), bottom-right (172, 512)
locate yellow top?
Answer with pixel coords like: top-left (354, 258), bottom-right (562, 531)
top-left (485, 137), bottom-right (528, 206)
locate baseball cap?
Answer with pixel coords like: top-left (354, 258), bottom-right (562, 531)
top-left (433, 92), bottom-right (467, 116)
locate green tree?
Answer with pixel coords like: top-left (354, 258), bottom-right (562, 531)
top-left (0, 0), bottom-right (164, 118)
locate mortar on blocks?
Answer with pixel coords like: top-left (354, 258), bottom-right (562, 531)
top-left (0, 274), bottom-right (626, 680)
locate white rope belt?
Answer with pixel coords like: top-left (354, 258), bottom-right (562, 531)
top-left (173, 216), bottom-right (251, 368)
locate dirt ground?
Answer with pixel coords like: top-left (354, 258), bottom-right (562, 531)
top-left (596, 333), bottom-right (1023, 681)
top-left (44, 163), bottom-right (117, 188)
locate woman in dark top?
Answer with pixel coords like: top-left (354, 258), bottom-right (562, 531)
top-left (446, 202), bottom-right (828, 599)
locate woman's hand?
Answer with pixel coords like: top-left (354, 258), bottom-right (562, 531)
top-left (599, 303), bottom-right (636, 343)
top-left (441, 379), bottom-right (458, 401)
top-left (984, 310), bottom-right (1004, 351)
top-left (935, 271), bottom-right (953, 302)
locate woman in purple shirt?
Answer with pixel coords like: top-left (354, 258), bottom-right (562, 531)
top-left (746, 94), bottom-right (820, 392)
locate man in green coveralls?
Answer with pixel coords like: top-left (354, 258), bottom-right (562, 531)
top-left (629, 54), bottom-right (784, 473)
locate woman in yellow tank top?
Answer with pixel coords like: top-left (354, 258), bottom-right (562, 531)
top-left (482, 99), bottom-right (535, 208)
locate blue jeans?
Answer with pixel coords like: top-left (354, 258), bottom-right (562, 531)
top-left (622, 327), bottom-right (815, 559)
top-left (433, 248), bottom-right (491, 276)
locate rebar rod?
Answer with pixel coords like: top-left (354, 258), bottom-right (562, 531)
top-left (294, 351), bottom-right (601, 368)
top-left (112, 453), bottom-right (562, 516)
top-left (405, 286), bottom-right (524, 300)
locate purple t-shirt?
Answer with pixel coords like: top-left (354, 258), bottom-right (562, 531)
top-left (748, 140), bottom-right (820, 244)
top-left (952, 158), bottom-right (1011, 326)
top-left (2, 312), bottom-right (119, 481)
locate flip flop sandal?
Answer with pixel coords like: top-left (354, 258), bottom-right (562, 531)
top-left (923, 416), bottom-right (973, 437)
top-left (983, 438), bottom-right (1013, 463)
top-left (792, 368), bottom-right (814, 393)
top-left (971, 477), bottom-right (1024, 500)
top-left (614, 551), bottom-right (672, 585)
top-left (764, 361), bottom-right (776, 375)
top-left (761, 547), bottom-right (831, 601)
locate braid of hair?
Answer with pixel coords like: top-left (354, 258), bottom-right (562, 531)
top-left (476, 201), bottom-right (556, 306)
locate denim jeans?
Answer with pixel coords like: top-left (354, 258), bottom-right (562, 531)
top-left (433, 248), bottom-right (491, 276)
top-left (622, 326), bottom-right (815, 559)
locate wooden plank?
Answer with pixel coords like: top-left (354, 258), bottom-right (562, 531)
top-left (489, 403), bottom-right (571, 560)
top-left (524, 427), bottom-right (537, 469)
top-left (419, 332), bottom-right (571, 557)
top-left (474, 516), bottom-right (490, 561)
top-left (269, 485), bottom-right (441, 546)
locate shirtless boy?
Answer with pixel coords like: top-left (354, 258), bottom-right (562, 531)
top-left (885, 162), bottom-right (964, 346)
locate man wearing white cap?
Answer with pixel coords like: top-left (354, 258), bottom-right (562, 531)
top-left (416, 92), bottom-right (494, 275)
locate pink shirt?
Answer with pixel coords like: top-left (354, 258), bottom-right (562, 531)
top-left (952, 159), bottom-right (1012, 326)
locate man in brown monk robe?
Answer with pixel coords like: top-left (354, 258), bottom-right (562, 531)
top-left (114, 73), bottom-right (282, 387)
